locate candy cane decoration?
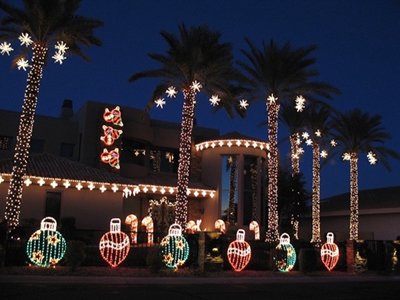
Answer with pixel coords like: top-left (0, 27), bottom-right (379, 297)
top-left (141, 216), bottom-right (154, 246)
top-left (249, 220), bottom-right (260, 240)
top-left (215, 219), bottom-right (226, 233)
top-left (125, 214), bottom-right (138, 244)
top-left (187, 220), bottom-right (196, 234)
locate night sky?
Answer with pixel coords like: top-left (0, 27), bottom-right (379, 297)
top-left (1, 0), bottom-right (399, 199)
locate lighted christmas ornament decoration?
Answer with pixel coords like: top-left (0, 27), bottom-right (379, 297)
top-left (249, 221), bottom-right (260, 240)
top-left (103, 106), bottom-right (123, 127)
top-left (227, 229), bottom-right (251, 272)
top-left (99, 218), bottom-right (130, 267)
top-left (26, 217), bottom-right (66, 267)
top-left (125, 214), bottom-right (138, 244)
top-left (160, 223), bottom-right (189, 269)
top-left (141, 216), bottom-right (154, 246)
top-left (215, 219), bottom-right (226, 233)
top-left (320, 232), bottom-right (339, 271)
top-left (274, 233), bottom-right (296, 272)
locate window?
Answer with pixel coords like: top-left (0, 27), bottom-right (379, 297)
top-left (0, 136), bottom-right (13, 150)
top-left (149, 148), bottom-right (178, 173)
top-left (120, 139), bottom-right (146, 166)
top-left (60, 143), bottom-right (74, 157)
top-left (243, 155), bottom-right (258, 225)
top-left (45, 192), bottom-right (61, 221)
top-left (221, 155), bottom-right (238, 222)
top-left (30, 139), bottom-right (45, 154)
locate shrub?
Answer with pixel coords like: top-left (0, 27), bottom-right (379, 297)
top-left (64, 240), bottom-right (86, 272)
top-left (299, 248), bottom-right (318, 273)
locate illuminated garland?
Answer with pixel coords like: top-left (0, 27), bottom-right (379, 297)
top-left (228, 155), bottom-right (237, 225)
top-left (227, 229), bottom-right (251, 272)
top-left (26, 217), bottom-right (66, 267)
top-left (4, 43), bottom-right (47, 230)
top-left (265, 94), bottom-right (280, 243)
top-left (349, 153), bottom-right (359, 240)
top-left (175, 86), bottom-right (197, 229)
top-left (160, 223), bottom-right (189, 269)
top-left (321, 232), bottom-right (339, 271)
top-left (274, 233), bottom-right (296, 272)
top-left (125, 214), bottom-right (138, 244)
top-left (99, 218), bottom-right (130, 267)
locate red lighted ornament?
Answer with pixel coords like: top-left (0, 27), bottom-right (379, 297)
top-left (99, 218), bottom-right (130, 267)
top-left (227, 229), bottom-right (251, 272)
top-left (320, 232), bottom-right (339, 271)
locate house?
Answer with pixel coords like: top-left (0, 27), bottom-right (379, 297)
top-left (0, 100), bottom-right (269, 236)
top-left (298, 186), bottom-right (400, 241)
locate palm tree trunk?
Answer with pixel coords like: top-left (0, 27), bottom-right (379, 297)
top-left (290, 133), bottom-right (300, 239)
top-left (265, 97), bottom-right (280, 243)
top-left (310, 143), bottom-right (321, 244)
top-left (228, 155), bottom-right (237, 225)
top-left (175, 88), bottom-right (196, 230)
top-left (4, 43), bottom-right (48, 231)
top-left (349, 153), bottom-right (359, 240)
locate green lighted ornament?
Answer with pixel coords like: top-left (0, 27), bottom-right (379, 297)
top-left (274, 233), bottom-right (296, 272)
top-left (160, 223), bottom-right (189, 269)
top-left (26, 217), bottom-right (67, 267)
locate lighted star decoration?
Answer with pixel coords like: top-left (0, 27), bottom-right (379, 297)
top-left (209, 95), bottom-right (221, 106)
top-left (176, 239), bottom-right (186, 251)
top-left (52, 51), bottom-right (66, 64)
top-left (295, 138), bottom-right (302, 145)
top-left (239, 99), bottom-right (249, 109)
top-left (160, 236), bottom-right (170, 246)
top-left (267, 94), bottom-right (278, 105)
top-left (163, 253), bottom-right (174, 265)
top-left (55, 41), bottom-right (69, 53)
top-left (166, 86), bottom-right (178, 98)
top-left (29, 231), bottom-right (41, 241)
top-left (305, 139), bottom-right (313, 146)
top-left (295, 95), bottom-right (306, 112)
top-left (297, 147), bottom-right (305, 155)
top-left (191, 80), bottom-right (202, 92)
top-left (154, 98), bottom-right (166, 108)
top-left (32, 251), bottom-right (44, 263)
top-left (367, 151), bottom-right (377, 165)
top-left (315, 129), bottom-right (322, 137)
top-left (47, 234), bottom-right (61, 246)
top-left (0, 42), bottom-right (13, 55)
top-left (342, 153), bottom-right (351, 161)
top-left (176, 259), bottom-right (186, 266)
top-left (18, 33), bottom-right (33, 47)
top-left (320, 150), bottom-right (328, 158)
top-left (49, 258), bottom-right (60, 265)
top-left (330, 139), bottom-right (337, 147)
top-left (302, 132), bottom-right (310, 140)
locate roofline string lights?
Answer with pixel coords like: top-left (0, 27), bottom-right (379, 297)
top-left (195, 139), bottom-right (269, 152)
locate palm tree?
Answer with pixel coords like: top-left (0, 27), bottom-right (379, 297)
top-left (330, 108), bottom-right (400, 240)
top-left (238, 39), bottom-right (340, 242)
top-left (0, 0), bottom-right (103, 231)
top-left (302, 106), bottom-right (332, 245)
top-left (129, 24), bottom-right (246, 229)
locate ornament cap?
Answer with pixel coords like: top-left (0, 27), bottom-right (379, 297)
top-left (326, 232), bottom-right (335, 244)
top-left (236, 229), bottom-right (246, 242)
top-left (168, 223), bottom-right (182, 237)
top-left (279, 233), bottom-right (291, 245)
top-left (110, 218), bottom-right (121, 233)
top-left (40, 217), bottom-right (57, 232)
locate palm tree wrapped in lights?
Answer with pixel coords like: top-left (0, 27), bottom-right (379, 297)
top-left (129, 24), bottom-right (248, 229)
top-left (302, 106), bottom-right (333, 245)
top-left (0, 0), bottom-right (103, 231)
top-left (238, 39), bottom-right (340, 242)
top-left (330, 108), bottom-right (400, 240)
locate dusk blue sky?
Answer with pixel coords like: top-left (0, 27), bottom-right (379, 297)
top-left (1, 0), bottom-right (399, 199)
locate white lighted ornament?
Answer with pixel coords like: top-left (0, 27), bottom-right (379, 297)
top-left (227, 229), bottom-right (251, 272)
top-left (26, 217), bottom-right (67, 267)
top-left (99, 218), bottom-right (130, 267)
top-left (160, 223), bottom-right (190, 269)
top-left (320, 232), bottom-right (339, 271)
top-left (274, 233), bottom-right (296, 272)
